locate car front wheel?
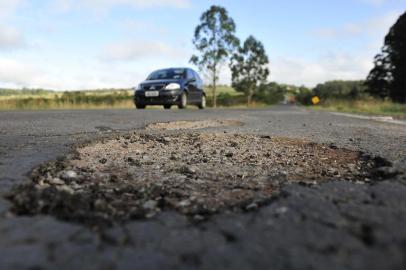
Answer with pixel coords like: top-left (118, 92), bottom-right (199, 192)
top-left (198, 95), bottom-right (206, 109)
top-left (178, 92), bottom-right (187, 109)
top-left (136, 104), bottom-right (146, 109)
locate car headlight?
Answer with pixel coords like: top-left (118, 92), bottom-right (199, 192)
top-left (164, 83), bottom-right (180, 90)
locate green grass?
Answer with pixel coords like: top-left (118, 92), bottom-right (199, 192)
top-left (310, 98), bottom-right (406, 118)
top-left (0, 89), bottom-right (135, 111)
top-left (204, 85), bottom-right (242, 97)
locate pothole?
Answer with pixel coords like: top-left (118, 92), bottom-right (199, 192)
top-left (146, 120), bottom-right (243, 131)
top-left (8, 133), bottom-right (385, 228)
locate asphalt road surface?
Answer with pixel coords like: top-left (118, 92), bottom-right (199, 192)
top-left (0, 105), bottom-right (405, 270)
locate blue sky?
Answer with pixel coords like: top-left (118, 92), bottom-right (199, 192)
top-left (0, 0), bottom-right (405, 90)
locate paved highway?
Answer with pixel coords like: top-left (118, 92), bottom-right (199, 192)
top-left (0, 105), bottom-right (405, 270)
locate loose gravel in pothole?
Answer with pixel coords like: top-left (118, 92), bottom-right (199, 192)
top-left (146, 120), bottom-right (242, 131)
top-left (8, 133), bottom-right (383, 227)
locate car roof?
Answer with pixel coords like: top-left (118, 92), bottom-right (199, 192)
top-left (153, 67), bottom-right (194, 72)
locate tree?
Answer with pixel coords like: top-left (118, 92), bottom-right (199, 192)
top-left (230, 36), bottom-right (269, 106)
top-left (190, 5), bottom-right (239, 107)
top-left (366, 12), bottom-right (406, 103)
top-left (365, 54), bottom-right (391, 99)
top-left (313, 80), bottom-right (367, 100)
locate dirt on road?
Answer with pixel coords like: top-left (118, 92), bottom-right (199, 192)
top-left (146, 119), bottom-right (243, 131)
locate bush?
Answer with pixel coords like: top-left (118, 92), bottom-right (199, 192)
top-left (254, 83), bottom-right (285, 105)
top-left (295, 87), bottom-right (314, 105)
top-left (313, 80), bottom-right (367, 100)
top-left (206, 92), bottom-right (246, 107)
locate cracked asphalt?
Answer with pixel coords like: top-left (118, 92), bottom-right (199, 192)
top-left (1, 105), bottom-right (406, 270)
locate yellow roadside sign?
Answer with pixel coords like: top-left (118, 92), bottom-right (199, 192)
top-left (312, 96), bottom-right (320, 105)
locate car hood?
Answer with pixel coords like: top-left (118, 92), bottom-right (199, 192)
top-left (140, 79), bottom-right (181, 86)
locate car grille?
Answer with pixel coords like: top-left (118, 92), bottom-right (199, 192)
top-left (143, 84), bottom-right (165, 91)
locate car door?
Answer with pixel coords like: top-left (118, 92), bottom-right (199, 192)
top-left (186, 69), bottom-right (198, 102)
top-left (193, 70), bottom-right (204, 99)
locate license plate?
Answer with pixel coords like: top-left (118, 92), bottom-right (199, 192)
top-left (145, 91), bottom-right (159, 97)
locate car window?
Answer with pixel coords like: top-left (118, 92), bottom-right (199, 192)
top-left (147, 69), bottom-right (186, 80)
top-left (187, 69), bottom-right (195, 80)
top-left (193, 71), bottom-right (202, 84)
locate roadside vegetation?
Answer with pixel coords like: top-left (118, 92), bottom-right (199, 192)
top-left (310, 98), bottom-right (406, 118)
top-left (294, 12), bottom-right (406, 118)
top-left (0, 89), bottom-right (134, 110)
top-left (0, 84), bottom-right (286, 111)
top-left (294, 80), bottom-right (406, 118)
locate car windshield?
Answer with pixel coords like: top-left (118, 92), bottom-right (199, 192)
top-left (147, 69), bottom-right (186, 80)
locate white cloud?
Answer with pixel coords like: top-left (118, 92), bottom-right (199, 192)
top-left (360, 0), bottom-right (388, 4)
top-left (0, 56), bottom-right (147, 90)
top-left (271, 53), bottom-right (374, 87)
top-left (0, 0), bottom-right (24, 16)
top-left (52, 0), bottom-right (191, 13)
top-left (358, 0), bottom-right (405, 5)
top-left (103, 40), bottom-right (188, 62)
top-left (0, 58), bottom-right (41, 87)
top-left (298, 10), bottom-right (404, 87)
top-left (311, 11), bottom-right (401, 39)
top-left (0, 25), bottom-right (25, 49)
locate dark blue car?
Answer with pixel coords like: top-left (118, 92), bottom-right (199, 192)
top-left (134, 68), bottom-right (206, 109)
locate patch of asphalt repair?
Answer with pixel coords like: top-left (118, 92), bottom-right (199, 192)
top-left (6, 120), bottom-right (400, 229)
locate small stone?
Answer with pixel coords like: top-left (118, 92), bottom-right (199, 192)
top-left (229, 141), bottom-right (238, 147)
top-left (180, 165), bottom-right (197, 175)
top-left (47, 178), bottom-right (65, 185)
top-left (328, 168), bottom-right (339, 176)
top-left (56, 185), bottom-right (75, 194)
top-left (329, 143), bottom-right (338, 149)
top-left (94, 199), bottom-right (106, 209)
top-left (246, 203), bottom-right (258, 211)
top-left (193, 214), bottom-right (205, 221)
top-left (35, 183), bottom-right (50, 190)
top-left (37, 179), bottom-right (46, 186)
top-left (60, 170), bottom-right (78, 181)
top-left (99, 158), bottom-right (107, 164)
top-left (143, 200), bottom-right (158, 210)
top-left (225, 152), bottom-right (234, 158)
top-left (127, 157), bottom-right (141, 166)
top-left (178, 200), bottom-right (191, 207)
top-left (70, 182), bottom-right (82, 190)
top-left (170, 154), bottom-right (181, 161)
top-left (275, 206), bottom-right (288, 214)
top-left (146, 212), bottom-right (156, 218)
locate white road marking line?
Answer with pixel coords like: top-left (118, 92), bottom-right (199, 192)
top-left (330, 112), bottom-right (406, 126)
